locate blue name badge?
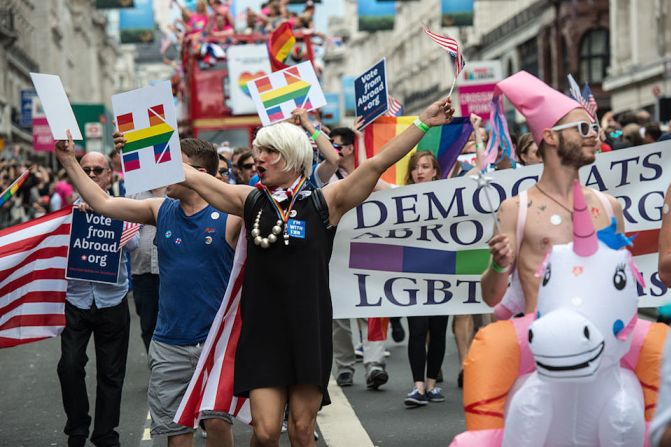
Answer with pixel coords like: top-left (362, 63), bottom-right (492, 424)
top-left (287, 219), bottom-right (306, 239)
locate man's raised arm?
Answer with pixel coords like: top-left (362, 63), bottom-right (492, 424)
top-left (55, 130), bottom-right (161, 225)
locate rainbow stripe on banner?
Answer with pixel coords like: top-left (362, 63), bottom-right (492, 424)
top-left (0, 171), bottom-right (29, 207)
top-left (256, 67), bottom-right (313, 121)
top-left (349, 242), bottom-right (490, 275)
top-left (117, 104), bottom-right (174, 172)
top-left (363, 116), bottom-right (473, 185)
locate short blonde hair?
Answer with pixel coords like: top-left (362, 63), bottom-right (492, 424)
top-left (253, 122), bottom-right (313, 177)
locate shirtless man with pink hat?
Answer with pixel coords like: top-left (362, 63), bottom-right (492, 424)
top-left (480, 71), bottom-right (625, 315)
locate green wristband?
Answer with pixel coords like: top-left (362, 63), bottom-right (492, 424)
top-left (413, 117), bottom-right (430, 133)
top-left (311, 129), bottom-right (321, 142)
top-left (490, 259), bottom-right (508, 273)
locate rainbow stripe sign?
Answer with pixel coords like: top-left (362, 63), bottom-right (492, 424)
top-left (246, 61), bottom-right (326, 126)
top-left (111, 80), bottom-right (184, 195)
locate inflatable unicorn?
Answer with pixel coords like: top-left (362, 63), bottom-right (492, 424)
top-left (503, 182), bottom-right (644, 446)
top-left (451, 182), bottom-right (668, 447)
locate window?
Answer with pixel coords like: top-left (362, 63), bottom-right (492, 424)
top-left (518, 38), bottom-right (539, 77)
top-left (579, 29), bottom-right (609, 84)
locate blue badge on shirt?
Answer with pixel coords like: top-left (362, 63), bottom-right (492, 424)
top-left (287, 219), bottom-right (306, 239)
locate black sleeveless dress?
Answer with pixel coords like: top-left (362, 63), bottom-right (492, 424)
top-left (234, 186), bottom-right (336, 406)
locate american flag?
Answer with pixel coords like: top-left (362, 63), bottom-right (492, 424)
top-left (0, 207), bottom-right (140, 348)
top-left (384, 95), bottom-right (404, 117)
top-left (176, 231), bottom-right (251, 426)
top-left (120, 222), bottom-right (141, 248)
top-left (422, 25), bottom-right (466, 76)
top-left (567, 74), bottom-right (597, 120)
top-left (582, 83), bottom-right (598, 119)
top-left (0, 207), bottom-right (71, 348)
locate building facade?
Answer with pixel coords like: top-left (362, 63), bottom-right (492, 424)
top-left (324, 0), bottom-right (612, 125)
top-left (603, 0), bottom-right (671, 116)
top-left (0, 0), bottom-right (123, 157)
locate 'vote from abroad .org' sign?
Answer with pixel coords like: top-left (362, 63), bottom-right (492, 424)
top-left (330, 140), bottom-right (671, 318)
top-left (66, 209), bottom-right (123, 284)
top-left (354, 58), bottom-right (388, 129)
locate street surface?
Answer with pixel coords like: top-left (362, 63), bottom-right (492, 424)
top-left (0, 295), bottom-right (465, 446)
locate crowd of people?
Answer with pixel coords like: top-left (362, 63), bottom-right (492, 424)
top-left (1, 92), bottom-right (668, 446)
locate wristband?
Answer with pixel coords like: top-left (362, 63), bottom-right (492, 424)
top-left (310, 129), bottom-right (321, 142)
top-left (413, 117), bottom-right (430, 133)
top-left (490, 259), bottom-right (508, 273)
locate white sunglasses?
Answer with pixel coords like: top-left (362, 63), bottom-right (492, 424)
top-left (550, 121), bottom-right (600, 138)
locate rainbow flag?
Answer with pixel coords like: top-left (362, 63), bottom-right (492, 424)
top-left (267, 21), bottom-right (295, 72)
top-left (363, 116), bottom-right (473, 185)
top-left (349, 242), bottom-right (490, 275)
top-left (117, 104), bottom-right (174, 172)
top-left (0, 171), bottom-right (29, 207)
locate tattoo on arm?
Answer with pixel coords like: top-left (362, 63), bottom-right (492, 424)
top-left (527, 200), bottom-right (533, 208)
top-left (539, 205), bottom-right (547, 212)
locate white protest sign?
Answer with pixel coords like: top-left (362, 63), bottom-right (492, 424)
top-left (111, 80), bottom-right (184, 195)
top-left (246, 61), bottom-right (326, 126)
top-left (227, 44), bottom-right (272, 115)
top-left (330, 141), bottom-right (671, 318)
top-left (29, 73), bottom-right (83, 140)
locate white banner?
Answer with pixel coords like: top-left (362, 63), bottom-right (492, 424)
top-left (226, 45), bottom-right (272, 116)
top-left (330, 141), bottom-right (671, 318)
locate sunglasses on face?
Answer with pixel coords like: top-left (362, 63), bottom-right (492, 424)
top-left (332, 143), bottom-right (343, 151)
top-left (551, 121), bottom-right (600, 138)
top-left (83, 167), bottom-right (107, 175)
top-left (240, 163), bottom-right (255, 170)
top-left (218, 168), bottom-right (231, 177)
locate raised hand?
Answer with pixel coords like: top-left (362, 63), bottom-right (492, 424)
top-left (113, 131), bottom-right (127, 153)
top-left (419, 97), bottom-right (455, 127)
top-left (469, 113), bottom-right (482, 130)
top-left (55, 129), bottom-right (76, 164)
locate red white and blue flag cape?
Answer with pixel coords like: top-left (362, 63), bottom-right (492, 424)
top-left (0, 208), bottom-right (71, 348)
top-left (175, 231), bottom-right (252, 426)
top-left (0, 207), bottom-right (141, 348)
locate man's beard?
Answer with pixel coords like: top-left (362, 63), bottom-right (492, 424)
top-left (556, 133), bottom-right (595, 169)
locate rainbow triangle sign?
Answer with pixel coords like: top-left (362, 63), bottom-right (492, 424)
top-left (247, 61), bottom-right (326, 126)
top-left (112, 81), bottom-right (184, 195)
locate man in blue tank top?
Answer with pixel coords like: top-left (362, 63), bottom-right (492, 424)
top-left (55, 136), bottom-right (241, 447)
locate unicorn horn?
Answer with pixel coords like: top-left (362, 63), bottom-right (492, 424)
top-left (572, 180), bottom-right (598, 256)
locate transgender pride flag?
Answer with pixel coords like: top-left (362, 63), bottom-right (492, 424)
top-left (363, 116), bottom-right (473, 185)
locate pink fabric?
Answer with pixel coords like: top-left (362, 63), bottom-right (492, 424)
top-left (512, 313), bottom-right (536, 375)
top-left (620, 319), bottom-right (651, 371)
top-left (494, 71), bottom-right (581, 145)
top-left (187, 13), bottom-right (209, 33)
top-left (54, 181), bottom-right (73, 204)
top-left (494, 303), bottom-right (514, 320)
top-left (572, 180), bottom-right (598, 257)
top-left (449, 423), bottom-right (650, 446)
top-left (449, 429), bottom-right (503, 446)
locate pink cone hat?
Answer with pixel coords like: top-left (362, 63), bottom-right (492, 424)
top-left (572, 180), bottom-right (598, 257)
top-left (494, 71), bottom-right (582, 145)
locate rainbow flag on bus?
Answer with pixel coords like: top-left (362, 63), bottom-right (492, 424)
top-left (363, 116), bottom-right (473, 185)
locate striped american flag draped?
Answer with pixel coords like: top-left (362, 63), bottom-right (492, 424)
top-left (384, 95), bottom-right (404, 117)
top-left (0, 207), bottom-right (71, 348)
top-left (0, 207), bottom-right (141, 348)
top-left (422, 25), bottom-right (466, 77)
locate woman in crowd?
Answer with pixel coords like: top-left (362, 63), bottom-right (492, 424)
top-left (402, 150), bottom-right (450, 407)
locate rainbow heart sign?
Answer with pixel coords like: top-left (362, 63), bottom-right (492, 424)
top-left (239, 71), bottom-right (266, 97)
top-left (227, 44), bottom-right (272, 114)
